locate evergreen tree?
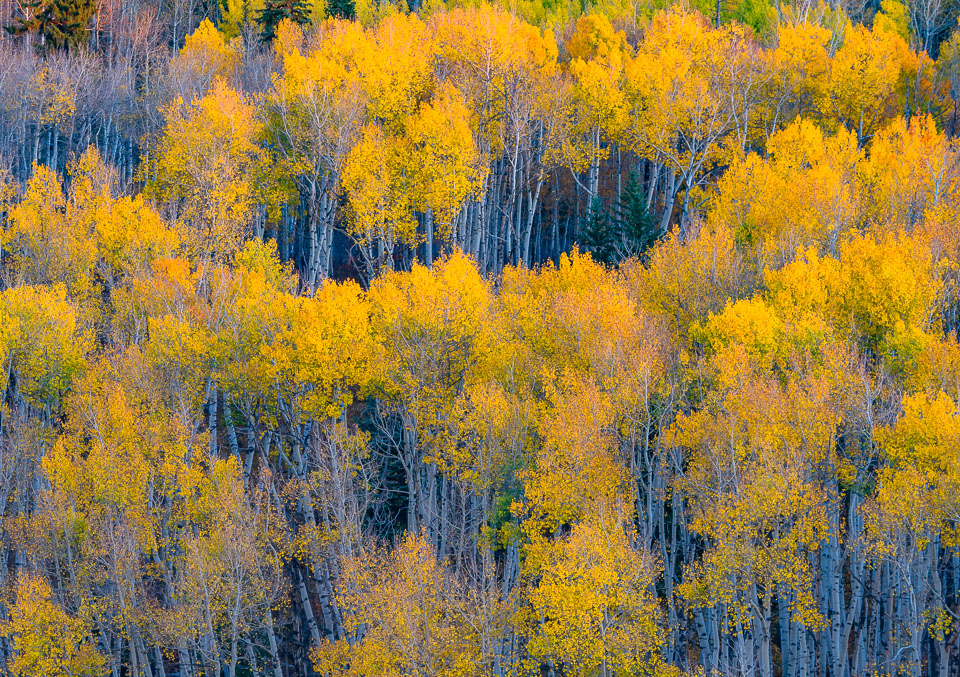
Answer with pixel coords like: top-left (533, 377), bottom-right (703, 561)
top-left (580, 196), bottom-right (616, 265)
top-left (611, 170), bottom-right (657, 260)
top-left (5, 0), bottom-right (95, 52)
top-left (326, 0), bottom-right (356, 20)
top-left (256, 0), bottom-right (311, 42)
top-left (580, 175), bottom-right (657, 266)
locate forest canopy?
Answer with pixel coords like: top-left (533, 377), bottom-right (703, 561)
top-left (0, 0), bottom-right (959, 676)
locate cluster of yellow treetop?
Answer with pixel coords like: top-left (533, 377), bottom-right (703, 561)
top-left (1, 2), bottom-right (960, 677)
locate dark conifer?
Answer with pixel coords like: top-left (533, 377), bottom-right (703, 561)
top-left (326, 0), bottom-right (356, 20)
top-left (611, 170), bottom-right (657, 259)
top-left (5, 0), bottom-right (96, 52)
top-left (581, 197), bottom-right (615, 265)
top-left (257, 0), bottom-right (311, 42)
top-left (580, 174), bottom-right (657, 266)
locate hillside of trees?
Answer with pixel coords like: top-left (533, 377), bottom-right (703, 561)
top-left (0, 0), bottom-right (960, 676)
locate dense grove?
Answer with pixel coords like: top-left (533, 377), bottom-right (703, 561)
top-left (1, 1), bottom-right (960, 677)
